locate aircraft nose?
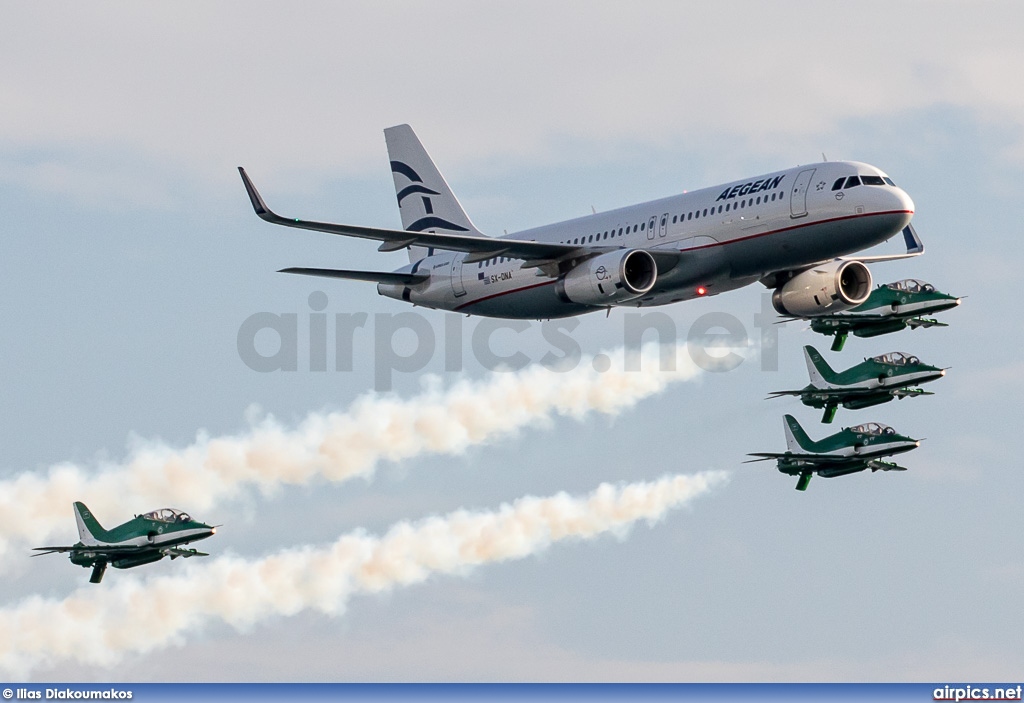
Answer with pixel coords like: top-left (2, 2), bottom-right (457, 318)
top-left (889, 186), bottom-right (915, 215)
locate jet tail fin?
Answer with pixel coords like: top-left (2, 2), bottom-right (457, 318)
top-left (783, 415), bottom-right (817, 453)
top-left (803, 346), bottom-right (836, 387)
top-left (73, 502), bottom-right (109, 546)
top-left (384, 124), bottom-right (485, 263)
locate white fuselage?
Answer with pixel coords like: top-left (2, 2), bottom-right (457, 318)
top-left (378, 161), bottom-right (914, 319)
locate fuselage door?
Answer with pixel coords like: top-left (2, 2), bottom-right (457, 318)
top-left (790, 168), bottom-right (816, 219)
top-left (451, 255), bottom-right (467, 297)
top-left (647, 215), bottom-right (657, 240)
top-left (659, 213), bottom-right (669, 238)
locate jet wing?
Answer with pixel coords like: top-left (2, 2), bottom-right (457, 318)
top-left (764, 389), bottom-right (844, 401)
top-left (239, 168), bottom-right (681, 274)
top-left (767, 387), bottom-right (902, 401)
top-left (745, 452), bottom-right (855, 465)
top-left (31, 544), bottom-right (145, 557)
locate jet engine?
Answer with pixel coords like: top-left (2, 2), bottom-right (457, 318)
top-left (555, 249), bottom-right (657, 306)
top-left (772, 260), bottom-right (872, 317)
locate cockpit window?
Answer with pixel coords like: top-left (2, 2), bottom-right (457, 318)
top-left (872, 351), bottom-right (920, 366)
top-left (844, 176), bottom-right (861, 188)
top-left (832, 178), bottom-right (845, 191)
top-left (884, 279), bottom-right (934, 294)
top-left (849, 422), bottom-right (894, 436)
top-left (861, 175), bottom-right (885, 186)
top-left (883, 177), bottom-right (895, 186)
top-left (142, 508), bottom-right (192, 523)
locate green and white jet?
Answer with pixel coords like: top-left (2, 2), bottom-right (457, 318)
top-left (33, 502), bottom-right (216, 583)
top-left (746, 414), bottom-right (921, 491)
top-left (797, 279), bottom-right (961, 351)
top-left (769, 345), bottom-right (947, 423)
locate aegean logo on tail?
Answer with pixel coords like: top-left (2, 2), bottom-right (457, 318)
top-left (391, 160), bottom-right (469, 233)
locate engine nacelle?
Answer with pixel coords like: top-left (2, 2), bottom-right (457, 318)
top-left (555, 249), bottom-right (657, 306)
top-left (772, 260), bottom-right (872, 317)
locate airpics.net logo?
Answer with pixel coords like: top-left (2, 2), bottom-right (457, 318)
top-left (235, 291), bottom-right (784, 391)
top-left (934, 684), bottom-right (1023, 701)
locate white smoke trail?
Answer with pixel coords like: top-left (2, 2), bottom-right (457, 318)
top-left (0, 471), bottom-right (727, 676)
top-left (0, 344), bottom-right (707, 554)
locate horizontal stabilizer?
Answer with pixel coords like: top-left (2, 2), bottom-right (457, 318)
top-left (743, 454), bottom-right (781, 463)
top-left (765, 390), bottom-right (803, 399)
top-left (279, 267), bottom-right (428, 285)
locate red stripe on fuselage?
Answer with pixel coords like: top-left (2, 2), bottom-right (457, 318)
top-left (678, 209), bottom-right (913, 252)
top-left (452, 209), bottom-right (913, 312)
top-left (454, 279), bottom-right (556, 311)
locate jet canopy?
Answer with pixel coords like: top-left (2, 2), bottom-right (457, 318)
top-left (871, 351), bottom-right (920, 366)
top-left (849, 422), bottom-right (897, 436)
top-left (141, 508), bottom-right (193, 523)
top-left (884, 279), bottom-right (934, 294)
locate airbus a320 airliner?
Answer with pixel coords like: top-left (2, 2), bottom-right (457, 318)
top-left (239, 124), bottom-right (921, 320)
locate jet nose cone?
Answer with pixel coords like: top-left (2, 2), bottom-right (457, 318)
top-left (893, 187), bottom-right (915, 214)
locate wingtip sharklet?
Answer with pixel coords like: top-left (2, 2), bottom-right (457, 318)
top-left (903, 224), bottom-right (924, 255)
top-left (237, 166), bottom-right (272, 217)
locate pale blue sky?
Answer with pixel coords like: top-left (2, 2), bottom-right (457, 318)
top-left (1, 1), bottom-right (1021, 680)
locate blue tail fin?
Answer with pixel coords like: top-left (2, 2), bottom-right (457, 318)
top-left (383, 124), bottom-right (485, 263)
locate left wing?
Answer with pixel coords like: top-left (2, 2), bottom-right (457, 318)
top-left (239, 168), bottom-right (681, 273)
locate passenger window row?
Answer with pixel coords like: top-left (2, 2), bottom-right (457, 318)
top-left (477, 183), bottom-right (787, 268)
